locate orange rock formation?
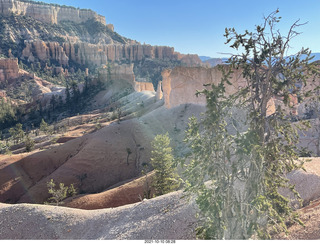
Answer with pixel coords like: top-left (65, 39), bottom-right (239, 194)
top-left (21, 42), bottom-right (202, 67)
top-left (0, 58), bottom-right (19, 82)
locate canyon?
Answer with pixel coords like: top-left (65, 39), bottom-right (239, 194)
top-left (0, 0), bottom-right (202, 71)
top-left (1, 0), bottom-right (320, 241)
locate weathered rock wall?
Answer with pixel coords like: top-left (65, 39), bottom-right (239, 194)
top-left (176, 53), bottom-right (202, 66)
top-left (135, 82), bottom-right (155, 92)
top-left (99, 63), bottom-right (156, 93)
top-left (161, 66), bottom-right (244, 109)
top-left (22, 41), bottom-right (69, 66)
top-left (156, 81), bottom-right (163, 100)
top-left (0, 58), bottom-right (19, 82)
top-left (161, 66), bottom-right (278, 116)
top-left (0, 0), bottom-right (106, 25)
top-left (21, 41), bottom-right (202, 67)
top-left (99, 63), bottom-right (135, 86)
top-left (0, 0), bottom-right (203, 69)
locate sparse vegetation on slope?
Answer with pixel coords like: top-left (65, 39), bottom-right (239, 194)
top-left (0, 98), bottom-right (17, 129)
top-left (46, 179), bottom-right (77, 206)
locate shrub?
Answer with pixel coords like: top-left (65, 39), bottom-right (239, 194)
top-left (25, 135), bottom-right (35, 152)
top-left (46, 179), bottom-right (77, 206)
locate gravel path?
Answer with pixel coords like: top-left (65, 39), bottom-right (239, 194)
top-left (0, 191), bottom-right (198, 240)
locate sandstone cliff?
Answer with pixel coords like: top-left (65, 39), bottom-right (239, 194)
top-left (162, 66), bottom-right (243, 109)
top-left (0, 0), bottom-right (107, 26)
top-left (99, 63), bottom-right (155, 92)
top-left (161, 66), bottom-right (277, 116)
top-left (99, 63), bottom-right (135, 85)
top-left (0, 0), bottom-right (203, 75)
top-left (21, 41), bottom-right (202, 67)
top-left (0, 58), bottom-right (19, 82)
top-left (156, 81), bottom-right (163, 100)
top-left (135, 82), bottom-right (155, 92)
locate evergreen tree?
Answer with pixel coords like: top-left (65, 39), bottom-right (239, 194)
top-left (65, 84), bottom-right (71, 109)
top-left (9, 123), bottom-right (24, 144)
top-left (150, 133), bottom-right (180, 196)
top-left (71, 82), bottom-right (81, 112)
top-left (183, 10), bottom-right (317, 239)
top-left (39, 119), bottom-right (49, 135)
top-left (58, 95), bottom-right (64, 110)
top-left (0, 98), bottom-right (16, 129)
top-left (38, 101), bottom-right (43, 117)
top-left (25, 135), bottom-right (35, 152)
top-left (107, 63), bottom-right (112, 83)
top-left (50, 95), bottom-right (56, 111)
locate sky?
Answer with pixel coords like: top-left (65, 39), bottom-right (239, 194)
top-left (36, 0), bottom-right (320, 58)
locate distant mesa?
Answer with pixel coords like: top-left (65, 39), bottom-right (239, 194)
top-left (199, 56), bottom-right (215, 62)
top-left (0, 0), bottom-right (107, 26)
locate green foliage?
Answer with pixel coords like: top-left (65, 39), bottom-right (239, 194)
top-left (39, 119), bottom-right (49, 135)
top-left (9, 123), bottom-right (25, 144)
top-left (141, 166), bottom-right (152, 199)
top-left (133, 59), bottom-right (183, 89)
top-left (24, 135), bottom-right (35, 152)
top-left (0, 98), bottom-right (17, 129)
top-left (298, 147), bottom-right (313, 157)
top-left (0, 14), bottom-right (65, 58)
top-left (94, 122), bottom-right (102, 131)
top-left (4, 79), bottom-right (36, 102)
top-left (0, 141), bottom-right (6, 154)
top-left (116, 107), bottom-right (122, 123)
top-left (18, 0), bottom-right (88, 10)
top-left (68, 184), bottom-right (77, 197)
top-left (150, 133), bottom-right (180, 196)
top-left (183, 10), bottom-right (316, 240)
top-left (46, 179), bottom-right (77, 206)
top-left (46, 179), bottom-right (67, 206)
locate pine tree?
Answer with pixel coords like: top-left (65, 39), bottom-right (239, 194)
top-left (25, 135), bottom-right (35, 152)
top-left (9, 123), bottom-right (24, 144)
top-left (183, 10), bottom-right (317, 239)
top-left (50, 95), bottom-right (56, 111)
top-left (65, 84), bottom-right (71, 109)
top-left (150, 133), bottom-right (180, 196)
top-left (39, 119), bottom-right (49, 135)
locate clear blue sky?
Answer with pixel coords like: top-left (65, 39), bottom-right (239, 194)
top-left (37, 0), bottom-right (320, 58)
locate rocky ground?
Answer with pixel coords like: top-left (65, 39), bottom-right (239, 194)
top-left (2, 188), bottom-right (320, 240)
top-left (277, 198), bottom-right (320, 240)
top-left (0, 191), bottom-right (198, 240)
